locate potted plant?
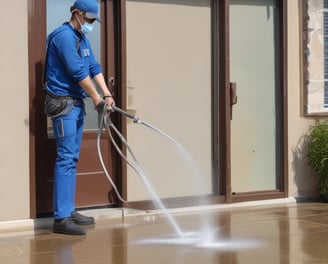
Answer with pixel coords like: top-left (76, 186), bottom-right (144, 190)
top-left (306, 120), bottom-right (328, 202)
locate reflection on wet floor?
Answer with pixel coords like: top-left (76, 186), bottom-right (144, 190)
top-left (1, 202), bottom-right (328, 263)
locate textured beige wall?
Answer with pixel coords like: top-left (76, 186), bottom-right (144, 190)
top-left (287, 0), bottom-right (318, 199)
top-left (0, 2), bottom-right (30, 220)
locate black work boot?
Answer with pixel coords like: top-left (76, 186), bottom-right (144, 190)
top-left (53, 218), bottom-right (86, 235)
top-left (71, 211), bottom-right (95, 226)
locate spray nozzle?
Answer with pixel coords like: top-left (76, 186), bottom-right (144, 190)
top-left (112, 106), bottom-right (139, 121)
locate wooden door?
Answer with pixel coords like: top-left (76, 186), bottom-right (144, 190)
top-left (29, 0), bottom-right (126, 215)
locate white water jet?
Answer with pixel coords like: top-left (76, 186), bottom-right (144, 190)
top-left (113, 107), bottom-right (213, 240)
top-left (135, 122), bottom-right (216, 242)
top-left (113, 107), bottom-right (267, 251)
top-left (168, 137), bottom-right (217, 243)
top-left (133, 164), bottom-right (185, 238)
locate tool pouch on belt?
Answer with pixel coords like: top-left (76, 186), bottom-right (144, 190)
top-left (44, 92), bottom-right (75, 118)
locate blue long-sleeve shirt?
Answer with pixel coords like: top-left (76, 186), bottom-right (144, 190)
top-left (45, 22), bottom-right (102, 99)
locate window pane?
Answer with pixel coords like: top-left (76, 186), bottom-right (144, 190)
top-left (230, 0), bottom-right (279, 192)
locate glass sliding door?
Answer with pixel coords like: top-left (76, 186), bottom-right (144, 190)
top-left (230, 0), bottom-right (280, 193)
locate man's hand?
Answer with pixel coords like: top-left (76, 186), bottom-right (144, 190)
top-left (95, 98), bottom-right (106, 112)
top-left (104, 96), bottom-right (115, 111)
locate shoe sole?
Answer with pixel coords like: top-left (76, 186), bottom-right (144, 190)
top-left (53, 228), bottom-right (86, 235)
top-left (72, 220), bottom-right (95, 226)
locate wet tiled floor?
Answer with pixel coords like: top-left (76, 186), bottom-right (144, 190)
top-left (1, 202), bottom-right (328, 263)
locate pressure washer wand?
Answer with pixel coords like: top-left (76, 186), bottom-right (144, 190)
top-left (112, 106), bottom-right (140, 123)
top-left (112, 106), bottom-right (174, 142)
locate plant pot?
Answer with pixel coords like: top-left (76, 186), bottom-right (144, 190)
top-left (319, 193), bottom-right (328, 203)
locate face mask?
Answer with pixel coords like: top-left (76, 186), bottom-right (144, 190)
top-left (81, 22), bottom-right (94, 35)
top-left (76, 15), bottom-right (95, 35)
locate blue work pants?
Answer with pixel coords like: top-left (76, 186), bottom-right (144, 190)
top-left (52, 103), bottom-right (84, 219)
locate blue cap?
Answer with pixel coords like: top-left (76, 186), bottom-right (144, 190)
top-left (73, 0), bottom-right (100, 22)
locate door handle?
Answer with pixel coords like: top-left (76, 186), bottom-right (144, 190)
top-left (230, 82), bottom-right (237, 120)
top-left (230, 82), bottom-right (237, 105)
top-left (109, 77), bottom-right (115, 87)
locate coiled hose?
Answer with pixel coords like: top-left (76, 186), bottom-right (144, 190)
top-left (97, 104), bottom-right (128, 204)
top-left (97, 105), bottom-right (163, 205)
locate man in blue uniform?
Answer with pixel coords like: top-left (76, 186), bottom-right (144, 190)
top-left (44, 0), bottom-right (114, 235)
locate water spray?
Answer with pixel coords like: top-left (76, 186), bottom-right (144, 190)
top-left (97, 105), bottom-right (185, 238)
top-left (97, 106), bottom-right (268, 250)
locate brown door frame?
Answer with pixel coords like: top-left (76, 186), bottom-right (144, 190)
top-left (221, 0), bottom-right (288, 203)
top-left (110, 0), bottom-right (288, 210)
top-left (216, 0), bottom-right (231, 202)
top-left (28, 0), bottom-right (127, 218)
top-left (28, 0), bottom-right (46, 219)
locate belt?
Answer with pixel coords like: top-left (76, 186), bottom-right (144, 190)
top-left (46, 91), bottom-right (84, 105)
